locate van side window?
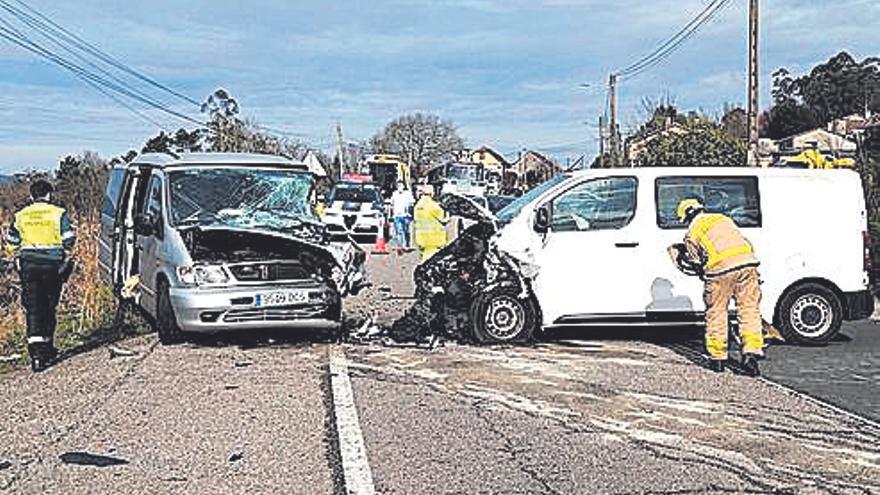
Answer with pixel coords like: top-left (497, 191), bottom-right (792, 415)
top-left (656, 176), bottom-right (761, 229)
top-left (102, 169), bottom-right (127, 217)
top-left (550, 177), bottom-right (637, 232)
top-left (145, 176), bottom-right (164, 236)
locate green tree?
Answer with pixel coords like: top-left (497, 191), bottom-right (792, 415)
top-left (633, 122), bottom-right (746, 167)
top-left (370, 113), bottom-right (464, 177)
top-left (55, 151), bottom-right (110, 216)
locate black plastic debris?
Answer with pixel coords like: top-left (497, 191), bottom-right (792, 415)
top-left (228, 450), bottom-right (243, 463)
top-left (0, 460), bottom-right (11, 470)
top-left (59, 452), bottom-right (129, 467)
top-left (233, 360), bottom-right (254, 368)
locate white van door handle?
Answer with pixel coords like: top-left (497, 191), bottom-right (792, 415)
top-left (615, 242), bottom-right (639, 248)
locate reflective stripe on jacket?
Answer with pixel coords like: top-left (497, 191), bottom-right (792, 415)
top-left (413, 196), bottom-right (447, 249)
top-left (685, 213), bottom-right (758, 276)
top-left (3, 202), bottom-right (75, 262)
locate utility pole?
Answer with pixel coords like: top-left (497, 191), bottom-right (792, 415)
top-left (747, 0), bottom-right (760, 166)
top-left (335, 122), bottom-right (345, 179)
top-left (598, 115), bottom-right (606, 168)
top-left (609, 74), bottom-right (619, 167)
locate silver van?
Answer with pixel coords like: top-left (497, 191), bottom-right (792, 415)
top-left (98, 152), bottom-right (368, 344)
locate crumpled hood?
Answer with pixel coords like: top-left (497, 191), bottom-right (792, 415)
top-left (182, 226), bottom-right (343, 267)
top-left (439, 193), bottom-right (496, 225)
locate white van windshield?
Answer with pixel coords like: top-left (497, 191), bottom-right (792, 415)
top-left (168, 167), bottom-right (319, 232)
top-left (496, 174), bottom-right (568, 225)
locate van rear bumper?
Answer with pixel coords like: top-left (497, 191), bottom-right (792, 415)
top-left (843, 290), bottom-right (874, 321)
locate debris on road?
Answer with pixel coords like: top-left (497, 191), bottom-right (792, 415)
top-left (108, 345), bottom-right (138, 359)
top-left (228, 450), bottom-right (243, 463)
top-left (0, 354), bottom-right (22, 364)
top-left (224, 384), bottom-right (240, 390)
top-left (59, 452), bottom-right (129, 467)
top-left (0, 460), bottom-right (11, 470)
top-left (234, 360), bottom-right (254, 368)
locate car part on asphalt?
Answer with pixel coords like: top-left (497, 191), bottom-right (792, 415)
top-left (59, 452), bottom-right (129, 467)
top-left (389, 193), bottom-right (539, 345)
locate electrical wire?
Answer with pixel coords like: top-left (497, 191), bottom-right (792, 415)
top-left (4, 0), bottom-right (201, 107)
top-left (620, 0), bottom-right (735, 81)
top-left (0, 23), bottom-right (203, 126)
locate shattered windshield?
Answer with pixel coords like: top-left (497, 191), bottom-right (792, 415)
top-left (168, 167), bottom-right (319, 232)
top-left (495, 174), bottom-right (569, 225)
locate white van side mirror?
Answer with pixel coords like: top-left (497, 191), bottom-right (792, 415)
top-left (533, 205), bottom-right (550, 234)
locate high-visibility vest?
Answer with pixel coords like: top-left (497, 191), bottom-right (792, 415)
top-left (3, 201), bottom-right (75, 262)
top-left (686, 213), bottom-right (758, 275)
top-left (413, 196), bottom-right (447, 249)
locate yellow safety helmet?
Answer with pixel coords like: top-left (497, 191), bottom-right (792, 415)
top-left (676, 198), bottom-right (704, 223)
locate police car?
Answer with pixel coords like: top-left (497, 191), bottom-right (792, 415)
top-left (322, 179), bottom-right (386, 243)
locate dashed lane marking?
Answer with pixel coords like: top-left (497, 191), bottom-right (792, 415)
top-left (329, 347), bottom-right (376, 495)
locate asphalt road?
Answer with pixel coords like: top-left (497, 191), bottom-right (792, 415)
top-left (0, 251), bottom-right (878, 494)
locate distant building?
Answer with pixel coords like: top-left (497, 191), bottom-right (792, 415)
top-left (512, 150), bottom-right (560, 190)
top-left (775, 128), bottom-right (857, 156)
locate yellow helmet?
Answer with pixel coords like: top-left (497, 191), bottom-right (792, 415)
top-left (676, 198), bottom-right (704, 223)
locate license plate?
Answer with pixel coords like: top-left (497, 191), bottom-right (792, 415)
top-left (254, 290), bottom-right (308, 308)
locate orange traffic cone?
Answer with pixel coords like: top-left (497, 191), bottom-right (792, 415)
top-left (372, 235), bottom-right (388, 255)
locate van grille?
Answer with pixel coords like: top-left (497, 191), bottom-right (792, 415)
top-left (223, 305), bottom-right (328, 323)
top-left (228, 262), bottom-right (310, 282)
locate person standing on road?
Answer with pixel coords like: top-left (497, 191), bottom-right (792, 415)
top-left (390, 181), bottom-right (415, 251)
top-left (668, 198), bottom-right (764, 376)
top-left (413, 185), bottom-right (448, 262)
top-left (2, 180), bottom-right (76, 372)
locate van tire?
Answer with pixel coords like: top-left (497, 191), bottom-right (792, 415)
top-left (470, 286), bottom-right (538, 344)
top-left (156, 281), bottom-right (184, 345)
top-left (775, 282), bottom-right (843, 345)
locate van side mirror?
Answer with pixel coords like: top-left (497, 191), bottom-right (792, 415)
top-left (533, 205), bottom-right (551, 234)
top-left (134, 213), bottom-right (158, 236)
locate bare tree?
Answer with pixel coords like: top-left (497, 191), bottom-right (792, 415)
top-left (369, 113), bottom-right (464, 177)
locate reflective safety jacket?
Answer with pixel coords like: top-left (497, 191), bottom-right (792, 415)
top-left (413, 195), bottom-right (447, 250)
top-left (684, 213), bottom-right (758, 277)
top-left (3, 202), bottom-right (76, 262)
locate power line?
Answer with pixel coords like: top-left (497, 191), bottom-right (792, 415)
top-left (0, 12), bottom-right (166, 128)
top-left (4, 0), bottom-right (201, 107)
top-left (616, 0), bottom-right (724, 76)
top-left (0, 22), bottom-right (203, 126)
top-left (622, 0), bottom-right (733, 79)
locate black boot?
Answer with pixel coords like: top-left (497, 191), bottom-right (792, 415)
top-left (741, 354), bottom-right (761, 377)
top-left (708, 359), bottom-right (726, 373)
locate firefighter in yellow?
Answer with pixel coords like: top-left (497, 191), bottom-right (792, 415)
top-left (413, 185), bottom-right (448, 261)
top-left (669, 198), bottom-right (764, 376)
top-left (2, 180), bottom-right (76, 372)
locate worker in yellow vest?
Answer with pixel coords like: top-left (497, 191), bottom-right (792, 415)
top-left (413, 185), bottom-right (448, 261)
top-left (669, 198), bottom-right (763, 376)
top-left (2, 180), bottom-right (76, 372)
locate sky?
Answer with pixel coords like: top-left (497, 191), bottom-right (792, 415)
top-left (0, 0), bottom-right (878, 173)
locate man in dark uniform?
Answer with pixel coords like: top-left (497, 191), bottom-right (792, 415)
top-left (3, 180), bottom-right (76, 372)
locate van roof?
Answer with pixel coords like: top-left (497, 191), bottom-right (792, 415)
top-left (568, 166), bottom-right (861, 181)
top-left (123, 152), bottom-right (308, 170)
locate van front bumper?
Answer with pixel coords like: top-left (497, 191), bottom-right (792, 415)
top-left (168, 283), bottom-right (341, 333)
top-left (844, 289), bottom-right (875, 321)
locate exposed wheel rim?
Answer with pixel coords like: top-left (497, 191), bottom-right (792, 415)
top-left (790, 294), bottom-right (833, 338)
top-left (484, 295), bottom-right (525, 341)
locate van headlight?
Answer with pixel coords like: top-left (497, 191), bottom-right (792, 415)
top-left (177, 265), bottom-right (230, 286)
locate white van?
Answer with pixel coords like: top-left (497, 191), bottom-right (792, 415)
top-left (489, 167), bottom-right (873, 344)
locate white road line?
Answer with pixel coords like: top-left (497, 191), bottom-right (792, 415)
top-left (329, 348), bottom-right (376, 495)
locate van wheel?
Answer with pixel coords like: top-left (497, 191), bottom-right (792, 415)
top-left (776, 283), bottom-right (843, 345)
top-left (156, 280), bottom-right (184, 345)
top-left (470, 287), bottom-right (538, 344)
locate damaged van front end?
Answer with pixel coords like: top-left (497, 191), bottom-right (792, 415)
top-left (391, 194), bottom-right (541, 344)
top-left (169, 226), bottom-right (366, 333)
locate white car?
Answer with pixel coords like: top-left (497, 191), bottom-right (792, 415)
top-left (323, 181), bottom-right (386, 243)
top-left (485, 167), bottom-right (873, 344)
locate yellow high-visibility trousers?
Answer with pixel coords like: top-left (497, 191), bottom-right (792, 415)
top-left (704, 267), bottom-right (764, 360)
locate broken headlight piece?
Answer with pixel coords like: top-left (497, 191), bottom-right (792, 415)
top-left (177, 265), bottom-right (230, 286)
